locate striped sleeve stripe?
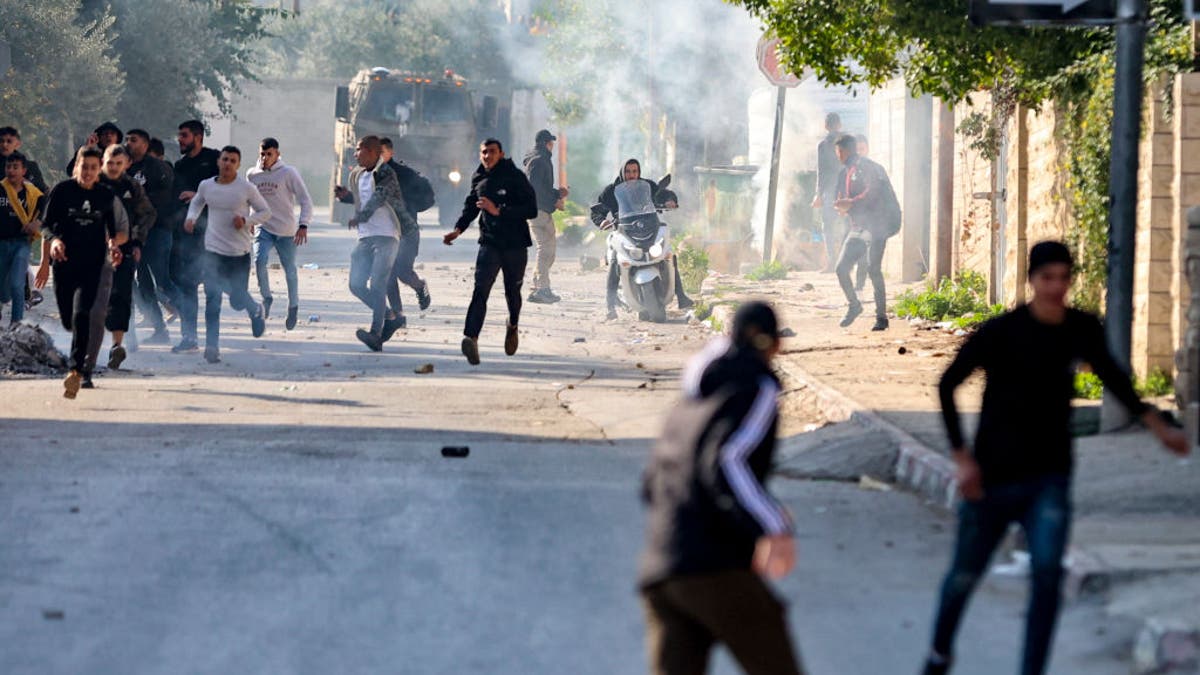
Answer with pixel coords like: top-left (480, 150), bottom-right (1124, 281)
top-left (719, 377), bottom-right (788, 535)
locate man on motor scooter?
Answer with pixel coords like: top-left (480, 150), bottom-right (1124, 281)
top-left (590, 158), bottom-right (693, 320)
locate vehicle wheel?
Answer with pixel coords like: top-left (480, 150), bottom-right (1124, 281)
top-left (643, 278), bottom-right (667, 323)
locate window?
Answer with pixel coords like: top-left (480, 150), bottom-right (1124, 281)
top-left (422, 88), bottom-right (469, 124)
top-left (362, 84), bottom-right (415, 124)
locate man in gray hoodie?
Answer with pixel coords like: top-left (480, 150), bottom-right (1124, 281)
top-left (247, 137), bottom-right (314, 331)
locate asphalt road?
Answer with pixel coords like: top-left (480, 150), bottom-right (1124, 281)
top-left (0, 214), bottom-right (1134, 674)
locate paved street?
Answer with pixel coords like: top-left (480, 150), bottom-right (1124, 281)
top-left (0, 215), bottom-right (1135, 674)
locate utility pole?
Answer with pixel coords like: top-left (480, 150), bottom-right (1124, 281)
top-left (762, 86), bottom-right (787, 263)
top-left (1101, 0), bottom-right (1147, 431)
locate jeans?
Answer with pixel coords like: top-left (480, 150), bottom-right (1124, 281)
top-left (136, 226), bottom-right (177, 332)
top-left (529, 210), bottom-right (557, 291)
top-left (203, 251), bottom-right (259, 352)
top-left (386, 228), bottom-right (424, 315)
top-left (0, 237), bottom-right (31, 323)
top-left (52, 261), bottom-right (104, 373)
top-left (171, 227), bottom-right (205, 343)
top-left (465, 244), bottom-right (526, 339)
top-left (819, 191), bottom-right (841, 269)
top-left (349, 236), bottom-right (399, 335)
top-left (254, 228), bottom-right (299, 309)
top-left (930, 475), bottom-right (1072, 675)
top-left (836, 230), bottom-right (887, 320)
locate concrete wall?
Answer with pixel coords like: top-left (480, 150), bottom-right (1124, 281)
top-left (203, 78), bottom-right (341, 207)
top-left (867, 81), bottom-right (932, 283)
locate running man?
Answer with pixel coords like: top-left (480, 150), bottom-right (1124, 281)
top-left (39, 146), bottom-right (128, 398)
top-left (184, 146), bottom-right (270, 364)
top-left (127, 128), bottom-right (177, 344)
top-left (380, 136), bottom-right (433, 325)
top-left (247, 137), bottom-right (313, 331)
top-left (443, 138), bottom-right (538, 365)
top-left (922, 241), bottom-right (1189, 675)
top-left (169, 120), bottom-right (221, 354)
top-left (640, 301), bottom-right (805, 675)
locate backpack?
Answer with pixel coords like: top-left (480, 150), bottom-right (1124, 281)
top-left (875, 163), bottom-right (902, 238)
top-left (395, 163), bottom-right (436, 213)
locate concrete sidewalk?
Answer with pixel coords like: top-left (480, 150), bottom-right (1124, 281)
top-left (704, 269), bottom-right (1200, 673)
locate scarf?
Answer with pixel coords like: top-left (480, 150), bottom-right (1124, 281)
top-left (2, 179), bottom-right (42, 227)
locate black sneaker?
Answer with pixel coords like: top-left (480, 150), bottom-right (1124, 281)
top-left (171, 339), bottom-right (199, 353)
top-left (417, 283), bottom-right (432, 311)
top-left (107, 344), bottom-right (127, 370)
top-left (461, 336), bottom-right (480, 365)
top-left (356, 328), bottom-right (383, 352)
top-left (285, 306), bottom-right (298, 331)
top-left (144, 329), bottom-right (170, 345)
top-left (250, 304), bottom-right (266, 338)
top-left (204, 347), bottom-right (221, 364)
top-left (677, 295), bottom-right (695, 310)
top-left (921, 655), bottom-right (951, 675)
top-left (606, 308), bottom-right (618, 321)
top-left (839, 303), bottom-right (863, 328)
top-left (381, 314), bottom-right (407, 342)
top-left (504, 323), bottom-right (519, 356)
top-left (262, 296), bottom-right (273, 320)
top-left (872, 317), bottom-right (890, 332)
top-left (81, 374), bottom-right (95, 389)
top-left (527, 289), bottom-right (554, 304)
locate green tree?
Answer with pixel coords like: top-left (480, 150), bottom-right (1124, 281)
top-left (0, 0), bottom-right (123, 181)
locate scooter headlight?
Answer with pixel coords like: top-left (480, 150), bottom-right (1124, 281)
top-left (649, 242), bottom-right (664, 258)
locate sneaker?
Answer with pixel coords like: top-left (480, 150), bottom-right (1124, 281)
top-left (285, 306), bottom-right (298, 331)
top-left (839, 303), bottom-right (863, 328)
top-left (606, 308), bottom-right (618, 321)
top-left (26, 290), bottom-right (43, 309)
top-left (417, 283), bottom-right (432, 311)
top-left (204, 347), bottom-right (221, 364)
top-left (80, 374), bottom-right (95, 389)
top-left (107, 344), bottom-right (126, 370)
top-left (872, 317), bottom-right (890, 331)
top-left (527, 289), bottom-right (554, 304)
top-left (381, 314), bottom-right (407, 342)
top-left (250, 304), bottom-right (266, 338)
top-left (262, 296), bottom-right (273, 320)
top-left (356, 328), bottom-right (383, 352)
top-left (144, 329), bottom-right (170, 345)
top-left (171, 339), bottom-right (199, 353)
top-left (461, 336), bottom-right (480, 365)
top-left (63, 370), bottom-right (82, 399)
top-left (504, 323), bottom-right (519, 356)
top-left (677, 295), bottom-right (695, 310)
top-left (163, 303), bottom-right (179, 324)
top-left (921, 654), bottom-right (951, 675)
top-left (544, 289), bottom-right (561, 303)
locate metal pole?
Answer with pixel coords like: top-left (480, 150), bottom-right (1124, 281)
top-left (763, 85), bottom-right (786, 263)
top-left (1101, 0), bottom-right (1147, 431)
top-left (935, 100), bottom-right (955, 282)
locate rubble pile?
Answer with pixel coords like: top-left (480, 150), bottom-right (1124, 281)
top-left (0, 324), bottom-right (67, 375)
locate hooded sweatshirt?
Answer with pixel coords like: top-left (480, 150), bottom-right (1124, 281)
top-left (522, 145), bottom-right (558, 214)
top-left (639, 337), bottom-right (792, 588)
top-left (589, 159), bottom-right (677, 227)
top-left (246, 160), bottom-right (314, 237)
top-left (185, 175), bottom-right (271, 257)
top-left (453, 157), bottom-right (538, 250)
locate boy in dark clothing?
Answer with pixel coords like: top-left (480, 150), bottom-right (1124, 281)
top-left (922, 241), bottom-right (1188, 675)
top-left (833, 134), bottom-right (895, 331)
top-left (443, 139), bottom-right (538, 365)
top-left (127, 128), bottom-right (177, 343)
top-left (379, 137), bottom-right (432, 324)
top-left (811, 113), bottom-right (842, 272)
top-left (0, 152), bottom-right (43, 325)
top-left (40, 146), bottom-right (128, 399)
top-left (169, 120), bottom-right (221, 353)
top-left (640, 302), bottom-right (805, 675)
top-left (0, 127), bottom-right (47, 193)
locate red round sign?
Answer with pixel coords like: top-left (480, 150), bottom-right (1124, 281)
top-left (757, 37), bottom-right (804, 88)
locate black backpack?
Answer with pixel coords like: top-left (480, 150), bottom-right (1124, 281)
top-left (874, 162), bottom-right (902, 238)
top-left (395, 163), bottom-right (436, 213)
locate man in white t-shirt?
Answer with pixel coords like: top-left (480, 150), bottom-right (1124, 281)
top-left (247, 137), bottom-right (313, 331)
top-left (184, 145), bottom-right (271, 363)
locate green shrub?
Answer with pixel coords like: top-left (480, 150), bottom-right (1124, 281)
top-left (676, 244), bottom-right (710, 294)
top-left (745, 260), bottom-right (788, 281)
top-left (1075, 371), bottom-right (1104, 400)
top-left (1137, 368), bottom-right (1173, 398)
top-left (552, 199), bottom-right (588, 232)
top-left (895, 270), bottom-right (994, 322)
top-left (950, 304), bottom-right (1006, 330)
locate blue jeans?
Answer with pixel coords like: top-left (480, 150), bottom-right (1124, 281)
top-left (349, 236), bottom-right (398, 335)
top-left (0, 237), bottom-right (30, 323)
top-left (136, 227), bottom-right (177, 331)
top-left (930, 474), bottom-right (1072, 675)
top-left (171, 228), bottom-right (205, 343)
top-left (203, 252), bottom-right (259, 352)
top-left (254, 228), bottom-right (299, 309)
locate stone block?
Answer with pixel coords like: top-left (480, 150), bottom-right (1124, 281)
top-left (1181, 173), bottom-right (1200, 208)
top-left (1150, 228), bottom-right (1175, 262)
top-left (1153, 133), bottom-right (1175, 163)
top-left (1148, 325), bottom-right (1178, 358)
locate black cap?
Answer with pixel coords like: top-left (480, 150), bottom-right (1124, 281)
top-left (535, 129), bottom-right (556, 144)
top-left (94, 121), bottom-right (123, 143)
top-left (1028, 240), bottom-right (1074, 277)
top-left (732, 301), bottom-right (780, 349)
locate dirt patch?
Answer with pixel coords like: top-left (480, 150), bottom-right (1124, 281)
top-left (0, 323), bottom-right (67, 376)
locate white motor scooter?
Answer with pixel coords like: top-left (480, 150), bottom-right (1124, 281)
top-left (602, 178), bottom-right (675, 323)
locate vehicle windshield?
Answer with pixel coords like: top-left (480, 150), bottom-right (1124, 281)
top-left (615, 181), bottom-right (656, 221)
top-left (423, 87), bottom-right (470, 124)
top-left (362, 84), bottom-right (415, 124)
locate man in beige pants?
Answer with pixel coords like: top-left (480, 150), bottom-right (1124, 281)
top-left (522, 129), bottom-right (568, 304)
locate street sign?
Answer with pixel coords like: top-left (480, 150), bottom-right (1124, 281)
top-left (969, 0), bottom-right (1117, 25)
top-left (756, 38), bottom-right (804, 89)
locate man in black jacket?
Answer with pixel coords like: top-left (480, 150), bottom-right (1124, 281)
top-left (921, 241), bottom-right (1188, 675)
top-left (811, 113), bottom-right (842, 272)
top-left (127, 128), bottom-right (177, 344)
top-left (443, 139), bottom-right (537, 365)
top-left (590, 159), bottom-right (693, 320)
top-left (523, 129), bottom-right (568, 304)
top-left (380, 137), bottom-right (433, 322)
top-left (640, 301), bottom-right (805, 675)
top-left (169, 120), bottom-right (221, 353)
top-left (833, 134), bottom-right (893, 331)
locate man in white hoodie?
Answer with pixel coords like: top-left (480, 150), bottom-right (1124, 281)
top-left (184, 145), bottom-right (271, 363)
top-left (247, 137), bottom-right (313, 331)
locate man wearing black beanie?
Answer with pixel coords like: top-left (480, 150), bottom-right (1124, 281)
top-left (921, 240), bottom-right (1189, 675)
